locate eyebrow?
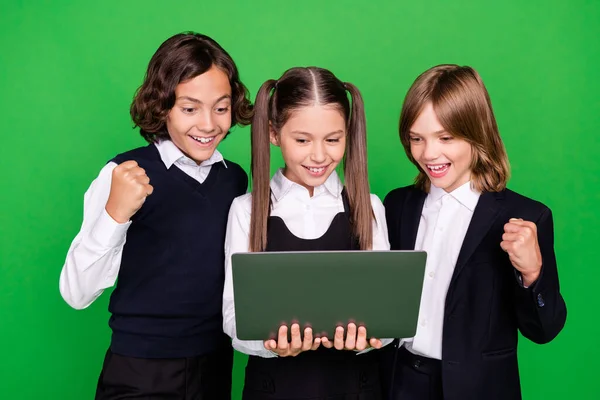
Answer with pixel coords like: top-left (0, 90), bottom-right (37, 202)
top-left (175, 94), bottom-right (231, 104)
top-left (409, 129), bottom-right (447, 135)
top-left (290, 130), bottom-right (345, 136)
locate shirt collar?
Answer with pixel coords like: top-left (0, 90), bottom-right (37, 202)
top-left (450, 181), bottom-right (480, 211)
top-left (270, 168), bottom-right (342, 201)
top-left (154, 139), bottom-right (227, 169)
top-left (427, 181), bottom-right (480, 211)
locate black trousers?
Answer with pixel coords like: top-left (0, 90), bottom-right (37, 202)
top-left (243, 348), bottom-right (381, 400)
top-left (95, 346), bottom-right (233, 400)
top-left (381, 345), bottom-right (443, 400)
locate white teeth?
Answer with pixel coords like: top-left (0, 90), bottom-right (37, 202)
top-left (308, 167), bottom-right (325, 173)
top-left (191, 136), bottom-right (214, 144)
top-left (427, 164), bottom-right (448, 171)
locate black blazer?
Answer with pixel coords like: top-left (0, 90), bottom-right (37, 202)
top-left (381, 185), bottom-right (567, 400)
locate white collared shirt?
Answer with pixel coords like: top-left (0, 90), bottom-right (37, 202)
top-left (156, 139), bottom-right (227, 182)
top-left (401, 181), bottom-right (480, 360)
top-left (59, 140), bottom-right (227, 310)
top-left (222, 169), bottom-right (392, 358)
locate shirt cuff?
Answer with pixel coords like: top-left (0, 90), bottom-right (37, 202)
top-left (514, 269), bottom-right (538, 290)
top-left (356, 338), bottom-right (394, 354)
top-left (89, 209), bottom-right (131, 248)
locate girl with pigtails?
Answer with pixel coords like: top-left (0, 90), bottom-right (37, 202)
top-left (223, 66), bottom-right (392, 399)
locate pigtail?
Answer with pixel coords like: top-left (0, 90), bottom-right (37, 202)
top-left (343, 82), bottom-right (373, 250)
top-left (249, 79), bottom-right (277, 252)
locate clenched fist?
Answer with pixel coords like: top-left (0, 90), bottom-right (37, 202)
top-left (500, 218), bottom-right (542, 287)
top-left (105, 160), bottom-right (153, 223)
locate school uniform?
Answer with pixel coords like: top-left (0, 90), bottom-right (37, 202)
top-left (59, 140), bottom-right (248, 399)
top-left (379, 182), bottom-right (567, 400)
top-left (223, 169), bottom-right (392, 399)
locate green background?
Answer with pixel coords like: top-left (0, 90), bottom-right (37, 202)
top-left (1, 0), bottom-right (598, 399)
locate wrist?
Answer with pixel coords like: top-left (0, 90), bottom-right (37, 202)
top-left (105, 204), bottom-right (131, 224)
top-left (522, 270), bottom-right (540, 287)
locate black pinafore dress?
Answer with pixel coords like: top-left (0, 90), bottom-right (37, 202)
top-left (242, 189), bottom-right (382, 400)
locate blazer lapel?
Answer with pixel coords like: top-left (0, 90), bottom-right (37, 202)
top-left (451, 191), bottom-right (504, 284)
top-left (401, 189), bottom-right (427, 250)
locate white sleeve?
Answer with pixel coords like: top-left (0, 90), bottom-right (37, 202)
top-left (370, 194), bottom-right (391, 251)
top-left (58, 162), bottom-right (131, 310)
top-left (356, 194), bottom-right (394, 354)
top-left (223, 195), bottom-right (277, 358)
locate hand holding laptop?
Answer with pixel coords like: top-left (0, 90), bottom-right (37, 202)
top-left (321, 323), bottom-right (383, 350)
top-left (264, 324), bottom-right (321, 356)
top-left (263, 322), bottom-right (383, 357)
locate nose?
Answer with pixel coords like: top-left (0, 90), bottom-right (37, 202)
top-left (310, 142), bottom-right (327, 164)
top-left (195, 110), bottom-right (216, 133)
top-left (421, 140), bottom-right (440, 161)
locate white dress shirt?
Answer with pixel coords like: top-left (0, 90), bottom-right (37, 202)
top-left (401, 181), bottom-right (480, 360)
top-left (222, 169), bottom-right (392, 358)
top-left (59, 140), bottom-right (227, 310)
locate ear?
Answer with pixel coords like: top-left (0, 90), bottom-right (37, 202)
top-left (164, 107), bottom-right (173, 123)
top-left (269, 122), bottom-right (280, 147)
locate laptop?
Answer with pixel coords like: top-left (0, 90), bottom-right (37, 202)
top-left (231, 250), bottom-right (426, 340)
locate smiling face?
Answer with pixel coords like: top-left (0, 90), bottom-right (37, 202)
top-left (165, 65), bottom-right (232, 164)
top-left (409, 102), bottom-right (473, 193)
top-left (270, 104), bottom-right (347, 196)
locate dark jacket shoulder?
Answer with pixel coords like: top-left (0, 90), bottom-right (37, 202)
top-left (383, 185), bottom-right (420, 206)
top-left (499, 188), bottom-right (552, 223)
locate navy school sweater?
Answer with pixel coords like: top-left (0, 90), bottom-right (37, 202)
top-left (107, 144), bottom-right (247, 358)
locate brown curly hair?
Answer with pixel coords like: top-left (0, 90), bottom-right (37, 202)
top-left (130, 32), bottom-right (253, 143)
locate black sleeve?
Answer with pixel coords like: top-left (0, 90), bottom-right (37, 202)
top-left (514, 207), bottom-right (567, 344)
